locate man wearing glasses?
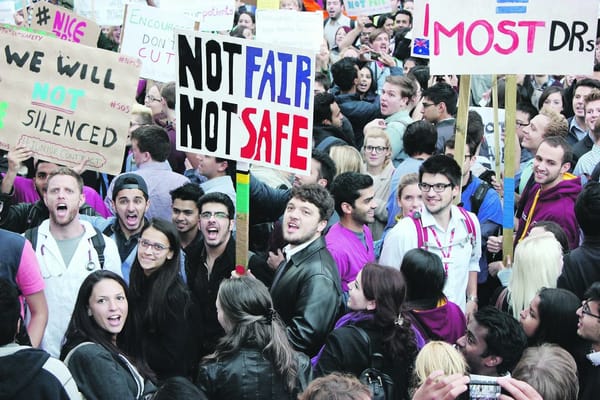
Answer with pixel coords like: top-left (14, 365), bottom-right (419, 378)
top-left (380, 155), bottom-right (481, 316)
top-left (189, 192), bottom-right (236, 357)
top-left (576, 282), bottom-right (600, 400)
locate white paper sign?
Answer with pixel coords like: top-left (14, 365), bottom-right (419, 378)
top-left (256, 10), bottom-right (323, 53)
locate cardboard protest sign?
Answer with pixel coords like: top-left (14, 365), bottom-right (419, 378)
top-left (159, 0), bottom-right (235, 32)
top-left (0, 25), bottom-right (141, 174)
top-left (176, 31), bottom-right (314, 175)
top-left (344, 0), bottom-right (391, 17)
top-left (120, 4), bottom-right (195, 82)
top-left (413, 0), bottom-right (597, 74)
top-left (255, 9), bottom-right (323, 53)
top-left (75, 0), bottom-right (145, 26)
top-left (30, 2), bottom-right (100, 46)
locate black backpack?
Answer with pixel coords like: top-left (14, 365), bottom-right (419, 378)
top-left (350, 325), bottom-right (395, 400)
top-left (24, 225), bottom-right (106, 269)
top-left (470, 180), bottom-right (492, 216)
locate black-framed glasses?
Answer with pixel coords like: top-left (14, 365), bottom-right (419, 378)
top-left (138, 238), bottom-right (170, 253)
top-left (364, 145), bottom-right (388, 154)
top-left (445, 153), bottom-right (472, 161)
top-left (422, 102), bottom-right (436, 108)
top-left (145, 95), bottom-right (162, 103)
top-left (418, 182), bottom-right (453, 193)
top-left (516, 121), bottom-right (530, 128)
top-left (582, 300), bottom-right (600, 320)
top-left (200, 211), bottom-right (229, 220)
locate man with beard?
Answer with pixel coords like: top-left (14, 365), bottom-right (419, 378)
top-left (270, 184), bottom-right (343, 357)
top-left (171, 183), bottom-right (204, 266)
top-left (29, 167), bottom-right (121, 357)
top-left (326, 172), bottom-right (376, 294)
top-left (380, 155), bottom-right (481, 315)
top-left (515, 136), bottom-right (581, 250)
top-left (187, 192), bottom-right (235, 356)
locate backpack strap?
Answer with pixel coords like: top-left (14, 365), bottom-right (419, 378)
top-left (23, 226), bottom-right (39, 251)
top-left (458, 207), bottom-right (477, 248)
top-left (90, 226), bottom-right (106, 269)
top-left (470, 180), bottom-right (491, 215)
top-left (409, 211), bottom-right (427, 249)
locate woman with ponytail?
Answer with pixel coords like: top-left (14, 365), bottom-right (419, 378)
top-left (314, 263), bottom-right (418, 400)
top-left (196, 276), bottom-right (312, 399)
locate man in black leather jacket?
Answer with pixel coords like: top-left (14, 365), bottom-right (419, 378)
top-left (270, 184), bottom-right (344, 357)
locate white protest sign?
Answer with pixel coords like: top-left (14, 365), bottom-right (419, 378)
top-left (413, 0), bottom-right (597, 74)
top-left (176, 30), bottom-right (314, 175)
top-left (256, 10), bottom-right (323, 53)
top-left (121, 4), bottom-right (195, 82)
top-left (470, 106), bottom-right (506, 167)
top-left (0, 1), bottom-right (15, 24)
top-left (159, 0), bottom-right (235, 32)
top-left (344, 0), bottom-right (391, 17)
top-left (0, 24), bottom-right (141, 175)
top-left (75, 0), bottom-right (145, 26)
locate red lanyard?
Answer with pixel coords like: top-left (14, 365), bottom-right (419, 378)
top-left (427, 227), bottom-right (455, 275)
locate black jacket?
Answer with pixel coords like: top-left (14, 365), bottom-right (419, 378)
top-left (270, 237), bottom-right (343, 357)
top-left (557, 236), bottom-right (600, 300)
top-left (315, 320), bottom-right (414, 400)
top-left (0, 193), bottom-right (98, 233)
top-left (197, 347), bottom-right (312, 400)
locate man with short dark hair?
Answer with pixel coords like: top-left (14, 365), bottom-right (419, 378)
top-left (568, 78), bottom-right (600, 146)
top-left (271, 184), bottom-right (343, 356)
top-left (380, 155), bottom-right (481, 313)
top-left (326, 172), bottom-right (376, 292)
top-left (456, 306), bottom-right (527, 376)
top-left (313, 92), bottom-right (354, 150)
top-left (189, 192), bottom-right (236, 356)
top-left (576, 282), bottom-right (600, 400)
top-left (394, 9), bottom-right (412, 29)
top-left (323, 0), bottom-right (352, 48)
top-left (421, 82), bottom-right (458, 153)
top-left (0, 279), bottom-right (80, 399)
top-left (105, 125), bottom-right (190, 221)
top-left (195, 155), bottom-right (236, 207)
top-left (515, 136), bottom-right (581, 249)
top-left (558, 182), bottom-right (600, 299)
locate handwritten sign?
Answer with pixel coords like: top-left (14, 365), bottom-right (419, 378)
top-left (0, 25), bottom-right (141, 174)
top-left (344, 0), bottom-right (391, 17)
top-left (256, 10), bottom-right (324, 53)
top-left (30, 3), bottom-right (100, 47)
top-left (176, 31), bottom-right (314, 175)
top-left (159, 0), bottom-right (235, 32)
top-left (413, 0), bottom-right (597, 74)
top-left (121, 4), bottom-right (195, 82)
top-left (75, 0), bottom-right (146, 26)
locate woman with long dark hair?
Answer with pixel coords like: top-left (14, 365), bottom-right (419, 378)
top-left (120, 218), bottom-right (193, 382)
top-left (196, 276), bottom-right (312, 399)
top-left (60, 270), bottom-right (156, 399)
top-left (314, 263), bottom-right (418, 400)
top-left (402, 249), bottom-right (466, 345)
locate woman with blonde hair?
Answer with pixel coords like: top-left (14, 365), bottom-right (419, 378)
top-left (413, 341), bottom-right (467, 389)
top-left (495, 233), bottom-right (563, 319)
top-left (329, 145), bottom-right (364, 177)
top-left (362, 127), bottom-right (394, 240)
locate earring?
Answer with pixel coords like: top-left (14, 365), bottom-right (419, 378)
top-left (87, 309), bottom-right (92, 316)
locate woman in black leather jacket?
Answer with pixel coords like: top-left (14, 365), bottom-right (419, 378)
top-left (314, 263), bottom-right (418, 400)
top-left (196, 276), bottom-right (312, 399)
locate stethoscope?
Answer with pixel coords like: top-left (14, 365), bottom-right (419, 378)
top-left (40, 240), bottom-right (97, 272)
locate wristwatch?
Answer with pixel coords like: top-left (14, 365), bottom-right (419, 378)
top-left (466, 295), bottom-right (479, 303)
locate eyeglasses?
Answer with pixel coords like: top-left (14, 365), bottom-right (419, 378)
top-left (582, 300), bottom-right (600, 320)
top-left (145, 95), bottom-right (162, 103)
top-left (364, 145), bottom-right (388, 154)
top-left (200, 211), bottom-right (230, 220)
top-left (418, 182), bottom-right (454, 193)
top-left (422, 102), bottom-right (436, 108)
top-left (445, 153), bottom-right (472, 161)
top-left (516, 121), bottom-right (530, 128)
top-left (138, 238), bottom-right (170, 253)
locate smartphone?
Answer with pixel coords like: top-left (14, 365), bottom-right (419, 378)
top-left (370, 51), bottom-right (380, 60)
top-left (468, 374), bottom-right (501, 400)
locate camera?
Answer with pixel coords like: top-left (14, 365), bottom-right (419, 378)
top-left (468, 374), bottom-right (501, 400)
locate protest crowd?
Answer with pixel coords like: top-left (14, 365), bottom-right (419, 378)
top-left (3, 0), bottom-right (600, 399)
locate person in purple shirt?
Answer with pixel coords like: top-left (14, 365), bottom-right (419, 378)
top-left (326, 172), bottom-right (376, 293)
